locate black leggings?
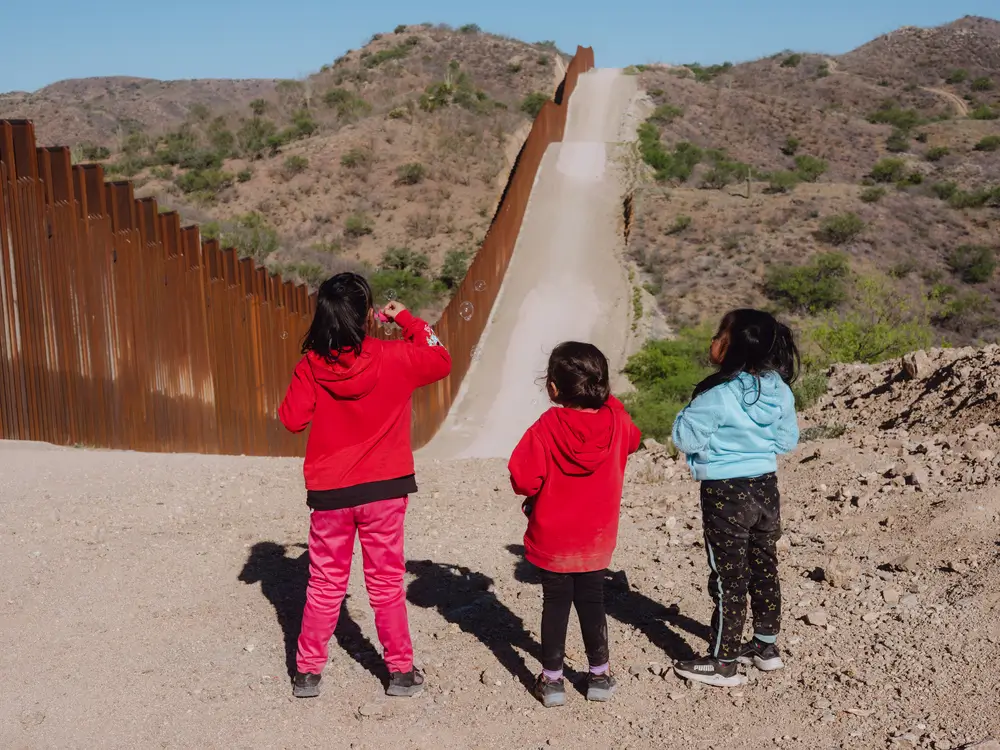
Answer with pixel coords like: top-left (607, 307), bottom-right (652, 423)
top-left (539, 568), bottom-right (609, 672)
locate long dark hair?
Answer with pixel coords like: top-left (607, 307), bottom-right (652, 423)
top-left (692, 309), bottom-right (799, 400)
top-left (301, 272), bottom-right (373, 363)
top-left (546, 341), bottom-right (611, 409)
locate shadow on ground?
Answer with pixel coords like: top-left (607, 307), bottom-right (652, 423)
top-left (239, 541), bottom-right (387, 684)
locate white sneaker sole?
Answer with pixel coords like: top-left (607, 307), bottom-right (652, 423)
top-left (737, 655), bottom-right (785, 672)
top-left (673, 666), bottom-right (747, 687)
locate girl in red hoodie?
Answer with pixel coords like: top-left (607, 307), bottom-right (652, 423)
top-left (508, 342), bottom-right (641, 707)
top-left (278, 272), bottom-right (451, 699)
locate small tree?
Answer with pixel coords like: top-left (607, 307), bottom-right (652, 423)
top-left (971, 77), bottom-right (994, 92)
top-left (946, 245), bottom-right (996, 283)
top-left (781, 54), bottom-right (802, 68)
top-left (283, 155), bottom-right (309, 176)
top-left (344, 213), bottom-right (374, 238)
top-left (870, 158), bottom-right (906, 183)
top-left (925, 146), bottom-right (950, 161)
top-left (886, 130), bottom-right (910, 153)
top-left (396, 163), bottom-right (427, 185)
top-left (250, 99), bottom-right (269, 117)
top-left (818, 213), bottom-right (865, 245)
top-left (781, 137), bottom-right (801, 156)
top-left (438, 250), bottom-right (469, 289)
top-left (794, 155), bottom-right (828, 182)
top-left (766, 171), bottom-right (800, 193)
top-left (974, 135), bottom-right (1000, 152)
top-left (519, 92), bottom-right (549, 118)
top-left (860, 186), bottom-right (886, 203)
top-left (946, 69), bottom-right (969, 84)
top-left (764, 252), bottom-right (850, 313)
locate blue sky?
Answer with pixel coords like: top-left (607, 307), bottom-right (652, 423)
top-left (0, 0), bottom-right (995, 93)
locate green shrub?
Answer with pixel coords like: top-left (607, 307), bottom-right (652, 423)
top-left (808, 275), bottom-right (933, 365)
top-left (926, 146), bottom-right (950, 161)
top-left (868, 104), bottom-right (922, 131)
top-left (323, 89), bottom-right (372, 120)
top-left (369, 269), bottom-right (439, 314)
top-left (764, 252), bottom-right (850, 313)
top-left (685, 62), bottom-right (733, 83)
top-left (438, 250), bottom-right (469, 289)
top-left (781, 54), bottom-right (803, 68)
top-left (793, 373), bottom-right (830, 411)
top-left (394, 24), bottom-right (407, 33)
top-left (666, 215), bottom-right (692, 235)
top-left (363, 44), bottom-right (412, 69)
top-left (794, 154), bottom-right (828, 182)
top-left (174, 168), bottom-right (234, 195)
top-left (237, 117), bottom-right (278, 160)
top-left (886, 130), bottom-right (910, 153)
top-left (637, 122), bottom-right (703, 183)
top-left (870, 157), bottom-right (906, 183)
top-left (932, 181), bottom-right (958, 200)
top-left (341, 147), bottom-right (373, 169)
top-left (946, 69), bottom-right (969, 84)
top-left (781, 137), bottom-right (801, 156)
top-left (860, 186), bottom-right (886, 203)
top-left (650, 104), bottom-right (684, 124)
top-left (974, 135), bottom-right (1000, 152)
top-left (620, 328), bottom-right (715, 441)
top-left (700, 151), bottom-right (752, 189)
top-left (766, 170), bottom-right (800, 193)
top-left (396, 162), bottom-right (427, 185)
top-left (933, 289), bottom-right (998, 335)
top-left (948, 186), bottom-right (1000, 209)
top-left (971, 77), bottom-right (994, 92)
top-left (800, 423), bottom-right (846, 442)
top-left (817, 213), bottom-right (865, 245)
top-left (283, 155), bottom-right (309, 176)
top-left (250, 99), bottom-right (269, 116)
top-left (946, 245), bottom-right (996, 283)
top-left (236, 168), bottom-right (253, 183)
top-left (816, 64), bottom-right (830, 79)
top-left (210, 212), bottom-right (279, 260)
top-left (519, 92), bottom-right (549, 118)
top-left (969, 105), bottom-right (999, 121)
top-left (459, 23), bottom-right (481, 33)
top-left (80, 143), bottom-right (111, 161)
top-left (150, 165), bottom-right (173, 181)
top-left (380, 247), bottom-right (430, 275)
top-left (344, 213), bottom-right (374, 238)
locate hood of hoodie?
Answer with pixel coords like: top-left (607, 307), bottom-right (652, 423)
top-left (723, 371), bottom-right (786, 427)
top-left (539, 404), bottom-right (617, 476)
top-left (306, 340), bottom-right (383, 400)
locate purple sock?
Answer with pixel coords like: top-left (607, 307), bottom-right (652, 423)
top-left (589, 662), bottom-right (609, 675)
top-left (542, 668), bottom-right (563, 681)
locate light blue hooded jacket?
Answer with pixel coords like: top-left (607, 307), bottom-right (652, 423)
top-left (672, 371), bottom-right (799, 481)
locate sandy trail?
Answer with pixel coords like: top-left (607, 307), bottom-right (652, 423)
top-left (424, 69), bottom-right (637, 460)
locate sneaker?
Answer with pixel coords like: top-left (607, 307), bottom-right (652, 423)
top-left (737, 639), bottom-right (785, 672)
top-left (292, 672), bottom-right (322, 698)
top-left (533, 673), bottom-right (566, 708)
top-left (673, 656), bottom-right (746, 688)
top-left (387, 667), bottom-right (425, 697)
top-left (586, 671), bottom-right (617, 702)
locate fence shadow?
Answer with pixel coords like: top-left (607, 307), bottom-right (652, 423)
top-left (238, 541), bottom-right (386, 684)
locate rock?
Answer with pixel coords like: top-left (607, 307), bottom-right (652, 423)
top-left (804, 610), bottom-right (829, 627)
top-left (813, 697), bottom-right (832, 710)
top-left (481, 668), bottom-right (503, 686)
top-left (905, 467), bottom-right (930, 491)
top-left (628, 664), bottom-right (643, 678)
top-left (883, 588), bottom-right (901, 605)
top-left (862, 612), bottom-right (881, 623)
top-left (668, 691), bottom-right (686, 701)
top-left (358, 702), bottom-right (383, 717)
top-left (776, 536), bottom-right (792, 553)
top-left (892, 734), bottom-right (919, 748)
top-left (824, 557), bottom-right (860, 589)
top-left (902, 350), bottom-right (931, 380)
top-left (890, 553), bottom-right (918, 573)
top-left (643, 438), bottom-right (665, 452)
top-left (946, 560), bottom-right (970, 574)
top-left (965, 740), bottom-right (1000, 750)
top-left (244, 644), bottom-right (255, 653)
top-left (901, 594), bottom-right (919, 608)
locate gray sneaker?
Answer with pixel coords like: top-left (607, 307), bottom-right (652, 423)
top-left (292, 672), bottom-right (322, 698)
top-left (533, 673), bottom-right (566, 708)
top-left (586, 671), bottom-right (617, 702)
top-left (736, 639), bottom-right (785, 672)
top-left (387, 667), bottom-right (425, 697)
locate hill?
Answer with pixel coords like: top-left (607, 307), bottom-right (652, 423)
top-left (0, 25), bottom-right (570, 319)
top-left (625, 16), bottom-right (1000, 354)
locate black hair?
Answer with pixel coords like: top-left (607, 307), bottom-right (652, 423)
top-left (692, 309), bottom-right (799, 400)
top-left (546, 341), bottom-right (611, 410)
top-left (301, 272), bottom-right (373, 363)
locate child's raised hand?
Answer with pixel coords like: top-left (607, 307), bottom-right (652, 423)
top-left (382, 301), bottom-right (408, 321)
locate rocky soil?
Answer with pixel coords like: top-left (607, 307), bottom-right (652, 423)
top-left (2, 348), bottom-right (1000, 749)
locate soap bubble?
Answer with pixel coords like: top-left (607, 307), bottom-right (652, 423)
top-left (531, 399), bottom-right (538, 406)
top-left (459, 301), bottom-right (474, 321)
top-left (474, 280), bottom-right (486, 292)
top-left (471, 345), bottom-right (482, 362)
top-left (280, 331), bottom-right (289, 340)
top-left (385, 289), bottom-right (397, 302)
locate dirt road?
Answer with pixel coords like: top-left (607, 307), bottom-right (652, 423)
top-left (424, 69), bottom-right (638, 460)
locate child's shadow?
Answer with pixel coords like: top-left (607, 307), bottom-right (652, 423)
top-left (506, 544), bottom-right (709, 662)
top-left (406, 560), bottom-right (586, 691)
top-left (238, 541), bottom-right (387, 684)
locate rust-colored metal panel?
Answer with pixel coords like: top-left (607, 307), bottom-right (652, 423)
top-left (0, 46), bottom-right (595, 456)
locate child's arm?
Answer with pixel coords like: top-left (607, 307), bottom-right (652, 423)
top-left (278, 357), bottom-right (317, 434)
top-left (393, 308), bottom-right (453, 388)
top-left (671, 387), bottom-right (726, 455)
top-left (774, 388), bottom-right (800, 454)
top-left (607, 395), bottom-right (642, 454)
top-left (508, 428), bottom-right (546, 498)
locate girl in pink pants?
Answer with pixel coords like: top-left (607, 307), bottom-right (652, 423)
top-left (279, 273), bottom-right (451, 698)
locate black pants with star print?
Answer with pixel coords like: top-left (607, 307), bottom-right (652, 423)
top-left (700, 473), bottom-right (782, 661)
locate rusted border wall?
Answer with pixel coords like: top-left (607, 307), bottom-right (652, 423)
top-left (0, 46), bottom-right (595, 456)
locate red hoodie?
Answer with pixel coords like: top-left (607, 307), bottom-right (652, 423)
top-left (279, 310), bottom-right (451, 508)
top-left (508, 396), bottom-right (641, 573)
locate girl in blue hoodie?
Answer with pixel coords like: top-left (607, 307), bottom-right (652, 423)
top-left (671, 309), bottom-right (800, 687)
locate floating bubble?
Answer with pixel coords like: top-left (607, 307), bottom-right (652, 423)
top-left (385, 289), bottom-right (397, 302)
top-left (474, 280), bottom-right (486, 292)
top-left (280, 331), bottom-right (289, 340)
top-left (471, 345), bottom-right (483, 362)
top-left (459, 301), bottom-right (474, 321)
top-left (531, 399), bottom-right (538, 406)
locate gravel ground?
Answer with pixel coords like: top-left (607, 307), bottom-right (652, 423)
top-left (2, 387), bottom-right (999, 750)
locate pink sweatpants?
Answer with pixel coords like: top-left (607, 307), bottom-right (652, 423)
top-left (296, 496), bottom-right (413, 675)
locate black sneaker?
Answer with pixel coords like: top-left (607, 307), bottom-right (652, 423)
top-left (586, 671), bottom-right (617, 702)
top-left (386, 667), bottom-right (425, 697)
top-left (292, 672), bottom-right (322, 698)
top-left (533, 673), bottom-right (566, 708)
top-left (737, 639), bottom-right (785, 672)
top-left (673, 656), bottom-right (746, 687)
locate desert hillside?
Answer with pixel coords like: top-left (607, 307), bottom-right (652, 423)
top-left (626, 16), bottom-right (999, 351)
top-left (0, 25), bottom-right (569, 318)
